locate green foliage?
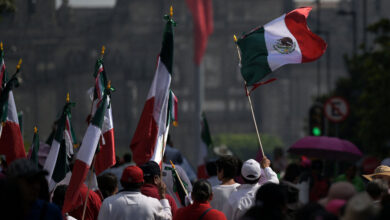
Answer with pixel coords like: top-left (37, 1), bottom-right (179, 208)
top-left (325, 19), bottom-right (390, 156)
top-left (0, 0), bottom-right (15, 14)
top-left (213, 133), bottom-right (284, 161)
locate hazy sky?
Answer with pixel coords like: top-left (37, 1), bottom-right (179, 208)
top-left (55, 0), bottom-right (116, 8)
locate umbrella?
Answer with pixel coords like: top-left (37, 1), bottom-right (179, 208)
top-left (288, 136), bottom-right (363, 161)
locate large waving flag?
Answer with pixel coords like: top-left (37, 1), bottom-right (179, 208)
top-left (130, 13), bottom-right (175, 166)
top-left (91, 50), bottom-right (116, 175)
top-left (0, 57), bottom-right (26, 165)
top-left (186, 0), bottom-right (214, 65)
top-left (237, 7), bottom-right (327, 86)
top-left (63, 93), bottom-right (109, 214)
top-left (43, 94), bottom-right (75, 191)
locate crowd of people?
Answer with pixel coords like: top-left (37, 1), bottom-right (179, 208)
top-left (1, 148), bottom-right (390, 220)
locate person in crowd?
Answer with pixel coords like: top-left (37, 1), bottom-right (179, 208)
top-left (365, 179), bottom-right (388, 205)
top-left (342, 192), bottom-right (379, 220)
top-left (363, 165), bottom-right (390, 187)
top-left (210, 155), bottom-right (241, 214)
top-left (0, 158), bottom-right (62, 220)
top-left (97, 172), bottom-right (118, 200)
top-left (280, 163), bottom-right (304, 216)
top-left (241, 183), bottom-right (288, 220)
top-left (174, 179), bottom-right (226, 220)
top-left (318, 181), bottom-right (356, 207)
top-left (162, 158), bottom-right (192, 208)
top-left (223, 158), bottom-right (279, 220)
top-left (68, 183), bottom-right (102, 220)
top-left (272, 147), bottom-right (287, 175)
top-left (206, 160), bottom-right (219, 186)
top-left (52, 185), bottom-right (77, 220)
top-left (294, 203), bottom-right (338, 220)
top-left (140, 161), bottom-right (178, 216)
top-left (334, 164), bottom-right (364, 192)
top-left (98, 165), bottom-right (172, 220)
top-left (309, 160), bottom-right (330, 202)
top-left (164, 135), bottom-right (197, 182)
top-left (104, 153), bottom-right (134, 190)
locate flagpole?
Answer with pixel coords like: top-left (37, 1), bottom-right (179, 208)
top-left (81, 156), bottom-right (96, 220)
top-left (233, 35), bottom-right (265, 157)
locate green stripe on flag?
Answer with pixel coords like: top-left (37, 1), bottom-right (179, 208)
top-left (237, 27), bottom-right (272, 86)
top-left (160, 16), bottom-right (175, 74)
top-left (52, 139), bottom-right (70, 183)
top-left (91, 94), bottom-right (109, 128)
top-left (30, 131), bottom-right (40, 167)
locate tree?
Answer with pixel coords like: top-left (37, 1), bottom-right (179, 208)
top-left (326, 19), bottom-right (390, 156)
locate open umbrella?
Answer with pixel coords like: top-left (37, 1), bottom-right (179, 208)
top-left (288, 136), bottom-right (363, 161)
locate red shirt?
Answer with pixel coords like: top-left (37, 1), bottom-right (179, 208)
top-left (174, 202), bottom-right (227, 220)
top-left (69, 184), bottom-right (102, 220)
top-left (141, 183), bottom-right (178, 216)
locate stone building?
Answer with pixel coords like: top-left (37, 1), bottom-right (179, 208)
top-left (0, 0), bottom-right (389, 166)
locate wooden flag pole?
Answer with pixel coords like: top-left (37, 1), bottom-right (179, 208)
top-left (169, 160), bottom-right (189, 197)
top-left (233, 35), bottom-right (265, 157)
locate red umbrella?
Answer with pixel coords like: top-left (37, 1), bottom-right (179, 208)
top-left (288, 136), bottom-right (363, 161)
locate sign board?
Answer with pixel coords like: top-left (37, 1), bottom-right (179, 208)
top-left (324, 97), bottom-right (350, 123)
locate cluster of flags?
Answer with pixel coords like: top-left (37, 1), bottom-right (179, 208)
top-left (0, 3), bottom-right (327, 216)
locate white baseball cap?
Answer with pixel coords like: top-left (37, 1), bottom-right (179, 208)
top-left (241, 159), bottom-right (261, 181)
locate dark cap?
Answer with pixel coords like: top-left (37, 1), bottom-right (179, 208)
top-left (121, 166), bottom-right (144, 184)
top-left (139, 161), bottom-right (161, 178)
top-left (7, 158), bottom-right (48, 178)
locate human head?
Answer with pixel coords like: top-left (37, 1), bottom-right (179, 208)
top-left (363, 165), bottom-right (390, 185)
top-left (256, 183), bottom-right (288, 210)
top-left (191, 179), bottom-right (213, 203)
top-left (139, 161), bottom-right (161, 185)
top-left (216, 155), bottom-right (241, 181)
top-left (241, 159), bottom-right (261, 184)
top-left (97, 172), bottom-right (118, 199)
top-left (123, 153), bottom-right (132, 163)
top-left (205, 161), bottom-right (217, 177)
top-left (120, 166), bottom-right (144, 190)
top-left (366, 179), bottom-right (388, 201)
top-left (283, 163), bottom-right (301, 184)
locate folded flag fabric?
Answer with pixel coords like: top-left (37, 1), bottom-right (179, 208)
top-left (237, 7), bottom-right (327, 86)
top-left (130, 15), bottom-right (175, 166)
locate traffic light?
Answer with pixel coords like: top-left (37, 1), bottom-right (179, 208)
top-left (309, 104), bottom-right (324, 136)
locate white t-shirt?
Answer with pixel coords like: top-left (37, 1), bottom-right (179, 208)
top-left (210, 183), bottom-right (240, 214)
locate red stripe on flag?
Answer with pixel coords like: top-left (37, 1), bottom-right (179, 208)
top-left (62, 159), bottom-right (90, 214)
top-left (95, 129), bottom-right (115, 175)
top-left (285, 7), bottom-right (327, 63)
top-left (130, 98), bottom-right (159, 165)
top-left (0, 121), bottom-right (26, 164)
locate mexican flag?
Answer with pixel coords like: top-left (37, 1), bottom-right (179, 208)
top-left (62, 94), bottom-right (109, 214)
top-left (197, 112), bottom-right (214, 179)
top-left (0, 65), bottom-right (26, 165)
top-left (130, 15), bottom-right (175, 166)
top-left (237, 7), bottom-right (327, 86)
top-left (91, 57), bottom-right (115, 175)
top-left (0, 43), bottom-right (5, 92)
top-left (28, 127), bottom-right (40, 167)
top-left (43, 98), bottom-right (75, 191)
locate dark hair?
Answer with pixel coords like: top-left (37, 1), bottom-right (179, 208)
top-left (140, 161), bottom-right (161, 184)
top-left (97, 172), bottom-right (118, 199)
top-left (295, 203), bottom-right (338, 220)
top-left (366, 179), bottom-right (388, 200)
top-left (192, 179), bottom-right (212, 202)
top-left (123, 153), bottom-right (132, 163)
top-left (121, 181), bottom-right (143, 190)
top-left (242, 175), bottom-right (260, 184)
top-left (52, 185), bottom-right (68, 209)
top-left (216, 156), bottom-right (240, 179)
top-left (283, 163), bottom-right (301, 183)
top-left (206, 161), bottom-right (217, 177)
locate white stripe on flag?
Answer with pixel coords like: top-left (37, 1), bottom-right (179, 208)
top-left (43, 139), bottom-right (61, 183)
top-left (76, 125), bottom-right (101, 166)
top-left (264, 14), bottom-right (302, 71)
top-left (7, 92), bottom-right (19, 124)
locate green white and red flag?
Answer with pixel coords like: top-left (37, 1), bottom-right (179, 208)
top-left (237, 7), bottom-right (327, 87)
top-left (0, 58), bottom-right (26, 165)
top-left (28, 127), bottom-right (40, 167)
top-left (130, 15), bottom-right (175, 166)
top-left (168, 90), bottom-right (178, 127)
top-left (62, 93), bottom-right (109, 214)
top-left (43, 96), bottom-right (75, 191)
top-left (196, 112), bottom-right (214, 178)
top-left (90, 53), bottom-right (115, 175)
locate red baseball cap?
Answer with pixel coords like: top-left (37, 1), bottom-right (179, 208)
top-left (121, 166), bottom-right (144, 184)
